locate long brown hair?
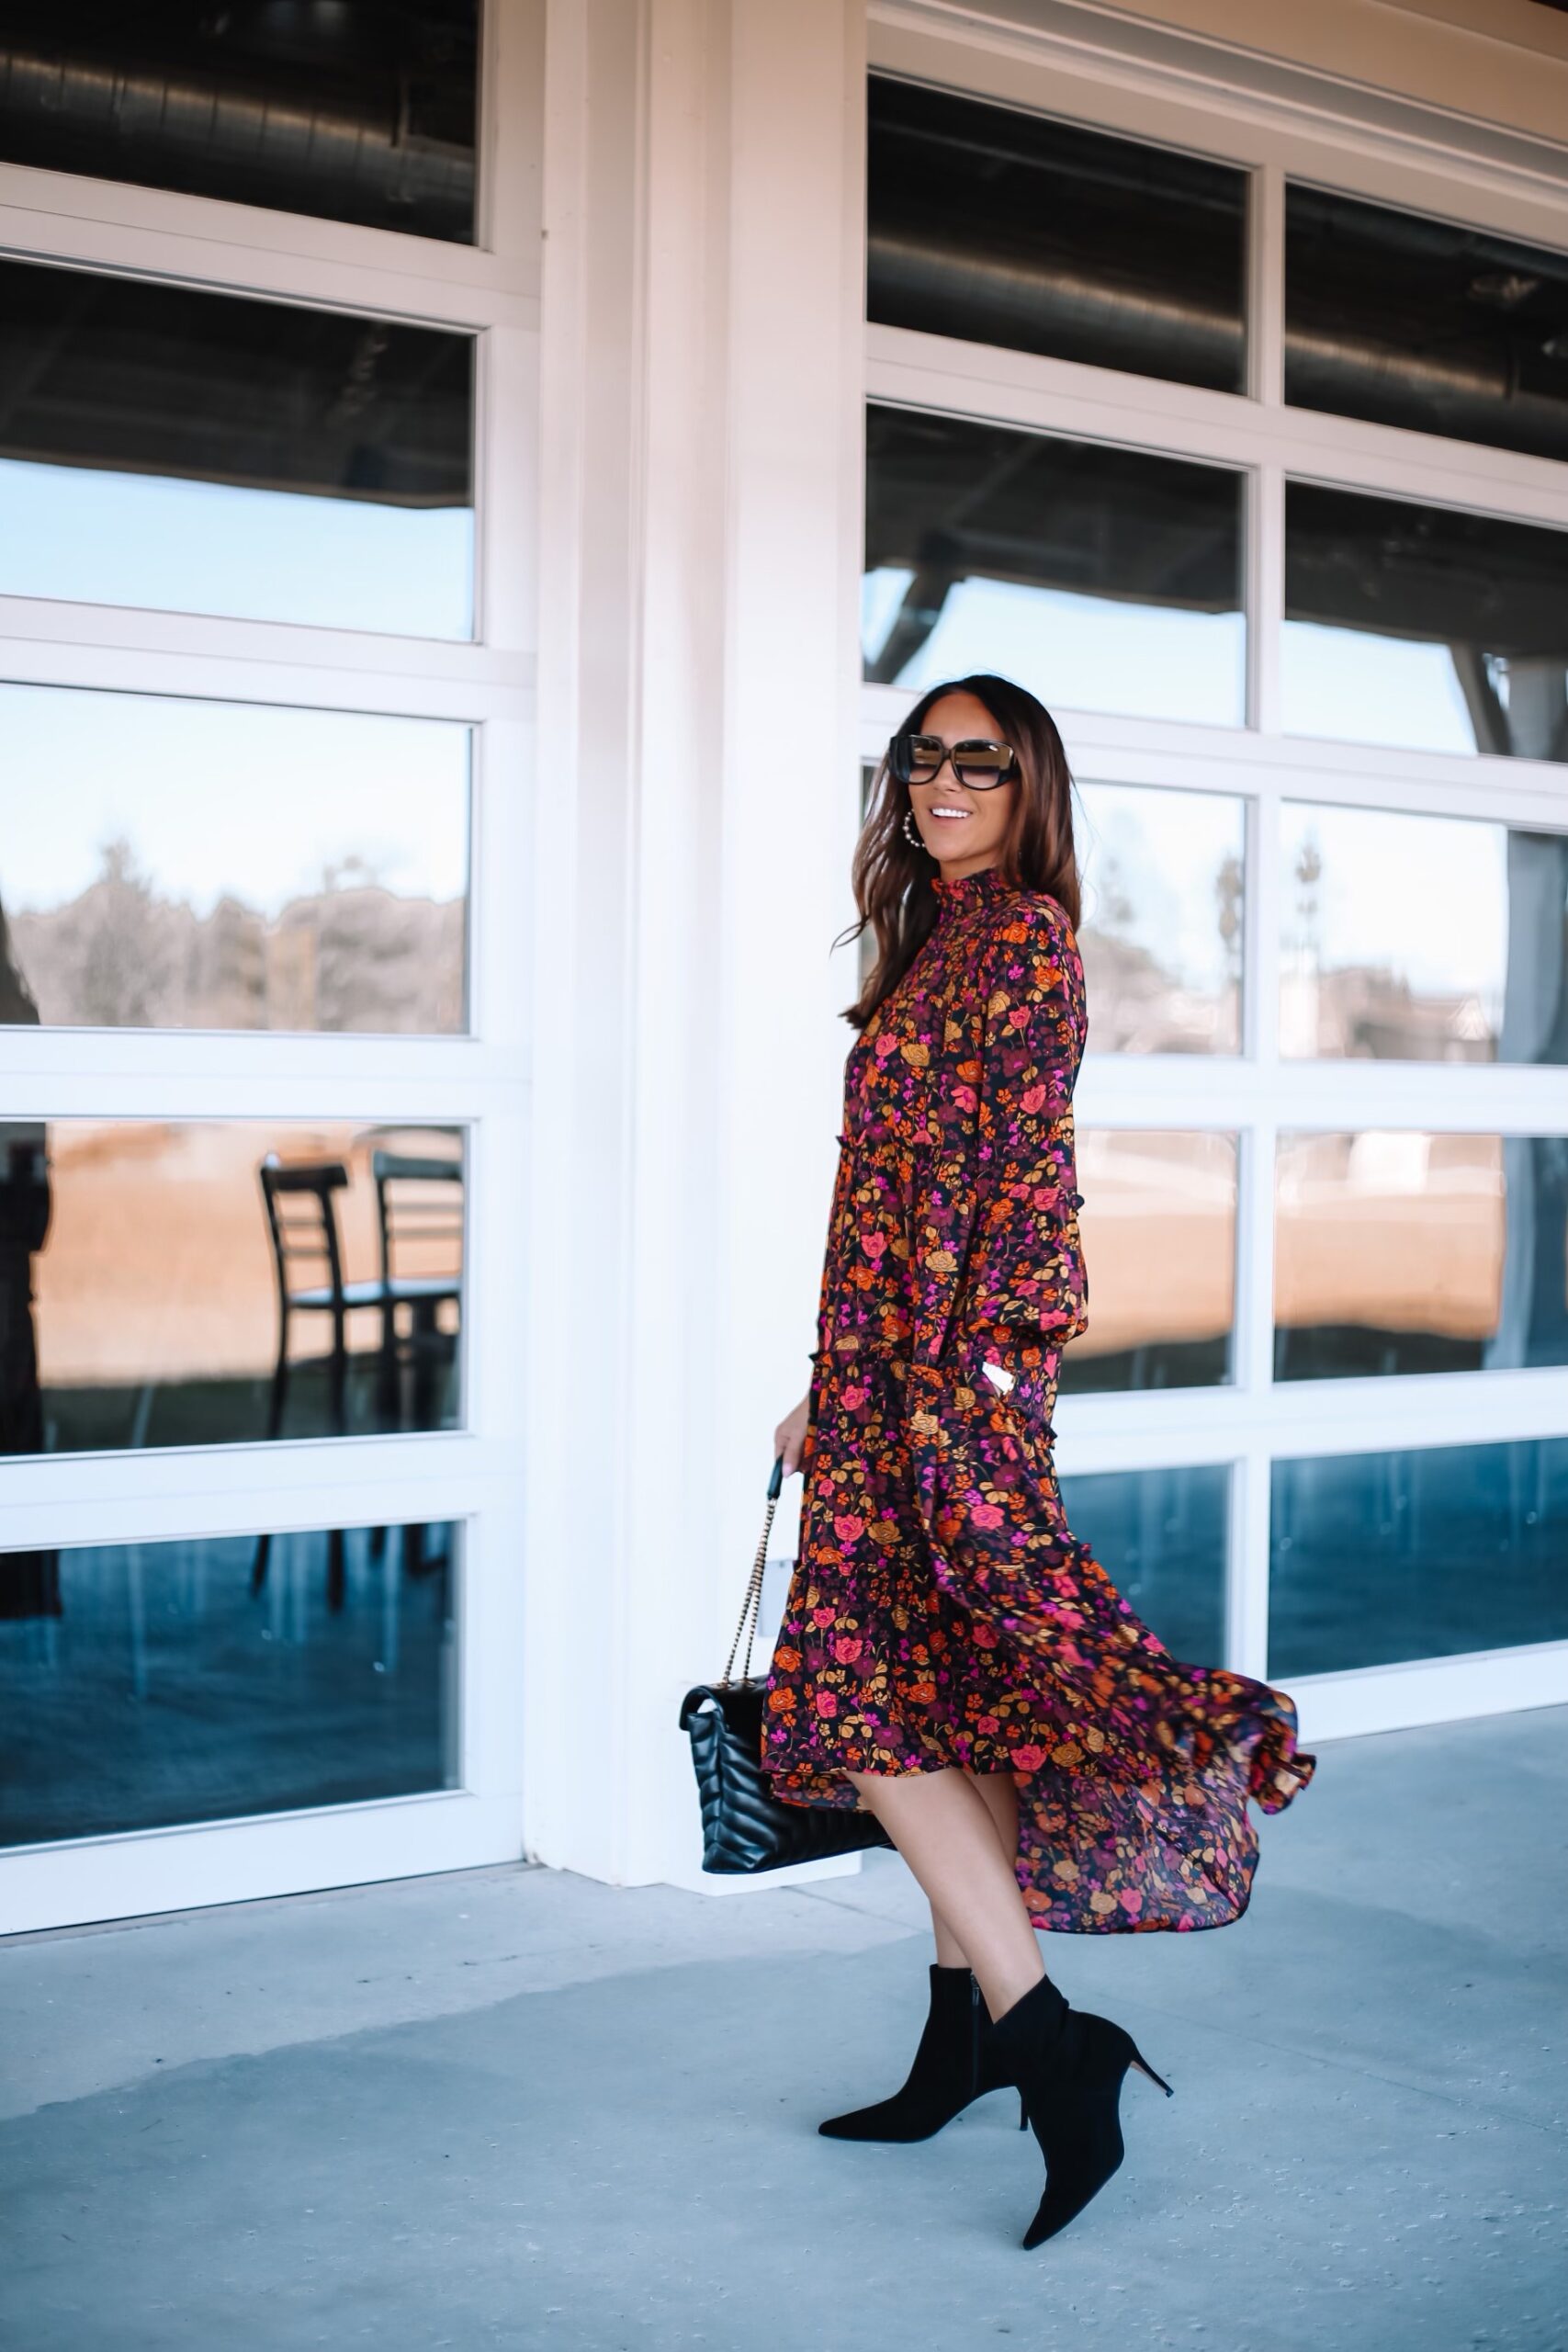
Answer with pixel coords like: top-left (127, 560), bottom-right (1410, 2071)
top-left (839, 673), bottom-right (1080, 1030)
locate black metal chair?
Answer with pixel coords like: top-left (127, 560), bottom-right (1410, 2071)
top-left (370, 1148), bottom-right (463, 1437)
top-left (251, 1149), bottom-right (464, 1600)
top-left (252, 1156), bottom-right (382, 1605)
top-left (367, 1150), bottom-right (464, 1575)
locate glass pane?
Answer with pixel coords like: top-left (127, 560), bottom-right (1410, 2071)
top-left (1280, 803), bottom-right (1568, 1065)
top-left (1275, 1132), bottom-right (1568, 1378)
top-left (0, 1521), bottom-right (458, 1847)
top-left (1057, 1463), bottom-right (1228, 1661)
top-left (0, 260), bottom-right (474, 637)
top-left (1060, 1132), bottom-right (1236, 1393)
top-left (0, 685), bottom-right (470, 1034)
top-left (1269, 1438), bottom-right (1568, 1674)
top-left (868, 76), bottom-right (1246, 393)
top-left (1077, 782), bottom-right (1244, 1053)
top-left (1283, 482), bottom-right (1568, 762)
top-left (0, 6), bottom-right (479, 243)
top-left (865, 406), bottom-right (1245, 726)
top-left (1286, 184), bottom-right (1568, 466)
top-left (0, 1121), bottom-right (465, 1456)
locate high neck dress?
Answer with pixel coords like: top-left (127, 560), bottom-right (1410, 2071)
top-left (761, 865), bottom-right (1315, 1932)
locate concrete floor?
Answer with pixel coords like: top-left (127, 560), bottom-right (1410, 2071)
top-left (2, 1708), bottom-right (1564, 2352)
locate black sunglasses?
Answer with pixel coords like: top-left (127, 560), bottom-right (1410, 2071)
top-left (889, 732), bottom-right (1020, 790)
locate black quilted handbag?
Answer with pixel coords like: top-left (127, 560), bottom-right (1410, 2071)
top-left (678, 1453), bottom-right (895, 1873)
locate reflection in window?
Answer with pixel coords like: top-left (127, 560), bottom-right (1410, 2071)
top-left (1060, 1132), bottom-right (1236, 1394)
top-left (0, 1521), bottom-right (459, 1848)
top-left (0, 6), bottom-right (479, 243)
top-left (0, 686), bottom-right (470, 1034)
top-left (1275, 1131), bottom-right (1568, 1379)
top-left (864, 406), bottom-right (1245, 727)
top-left (1286, 185), bottom-right (1568, 467)
top-left (1269, 1438), bottom-right (1568, 1675)
top-left (1283, 482), bottom-right (1568, 762)
top-left (868, 77), bottom-right (1247, 393)
top-left (1077, 783), bottom-right (1243, 1053)
top-left (1279, 803), bottom-right (1567, 1065)
top-left (1057, 1463), bottom-right (1228, 1662)
top-left (0, 260), bottom-right (474, 637)
top-left (0, 1122), bottom-right (465, 1457)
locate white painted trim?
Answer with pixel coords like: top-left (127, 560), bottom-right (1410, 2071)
top-left (869, 5), bottom-right (1568, 213)
top-left (1291, 1643), bottom-right (1568, 1745)
top-left (1247, 159), bottom-right (1285, 411)
top-left (0, 630), bottom-right (535, 717)
top-left (0, 200), bottom-right (541, 331)
top-left (0, 1792), bottom-right (523, 1939)
top-left (866, 325), bottom-right (1568, 532)
top-left (1055, 1368), bottom-right (1568, 1467)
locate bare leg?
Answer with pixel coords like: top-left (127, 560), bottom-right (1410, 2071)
top-left (930, 1771), bottom-right (1021, 1967)
top-left (849, 1766), bottom-right (1045, 2021)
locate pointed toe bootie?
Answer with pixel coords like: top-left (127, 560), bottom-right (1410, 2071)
top-left (818, 1962), bottom-right (1028, 2142)
top-left (990, 1973), bottom-right (1173, 2248)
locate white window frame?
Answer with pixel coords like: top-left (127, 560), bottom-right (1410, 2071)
top-left (863, 8), bottom-right (1568, 1749)
top-left (0, 0), bottom-right (546, 1935)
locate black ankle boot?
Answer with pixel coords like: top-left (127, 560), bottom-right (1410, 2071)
top-left (818, 1963), bottom-right (1027, 2142)
top-left (990, 1973), bottom-right (1174, 2247)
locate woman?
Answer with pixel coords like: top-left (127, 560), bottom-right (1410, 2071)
top-left (761, 673), bottom-right (1315, 2250)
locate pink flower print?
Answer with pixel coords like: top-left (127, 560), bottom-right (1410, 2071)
top-left (976, 1714), bottom-right (1000, 1735)
top-left (1118, 1888), bottom-right (1144, 1915)
top-left (833, 1514), bottom-right (864, 1544)
top-left (1021, 1084), bottom-right (1049, 1114)
top-left (1010, 1744), bottom-right (1046, 1772)
top-left (811, 1606), bottom-right (837, 1628)
top-left (816, 1690), bottom-right (839, 1717)
top-left (833, 1636), bottom-right (863, 1664)
top-left (952, 1084), bottom-right (977, 1113)
top-left (970, 1502), bottom-right (1006, 1530)
top-left (862, 1233), bottom-right (886, 1260)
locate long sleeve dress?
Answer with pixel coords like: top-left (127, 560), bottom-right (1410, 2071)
top-left (760, 863), bottom-right (1316, 1933)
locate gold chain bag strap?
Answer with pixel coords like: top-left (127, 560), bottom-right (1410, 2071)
top-left (677, 1453), bottom-right (894, 1873)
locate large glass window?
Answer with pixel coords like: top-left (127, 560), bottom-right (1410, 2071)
top-left (0, 1520), bottom-right (459, 1847)
top-left (1057, 1463), bottom-right (1229, 1662)
top-left (0, 685), bottom-right (471, 1035)
top-left (1077, 782), bottom-right (1244, 1053)
top-left (1061, 1131), bottom-right (1236, 1393)
top-left (860, 67), bottom-right (1568, 1728)
top-left (0, 1121), bottom-right (465, 1456)
top-left (1280, 804), bottom-right (1568, 1066)
top-left (1269, 1439), bottom-right (1568, 1674)
top-left (864, 407), bottom-right (1245, 725)
top-left (1283, 483), bottom-right (1568, 762)
top-left (1286, 185), bottom-right (1568, 466)
top-left (0, 5), bottom-right (479, 243)
top-left (0, 261), bottom-right (475, 637)
top-left (868, 76), bottom-right (1247, 393)
top-left (1275, 1132), bottom-right (1568, 1379)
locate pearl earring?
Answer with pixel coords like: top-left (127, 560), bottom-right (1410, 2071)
top-left (902, 809), bottom-right (921, 848)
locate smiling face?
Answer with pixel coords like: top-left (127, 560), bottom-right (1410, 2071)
top-left (903, 689), bottom-right (1019, 879)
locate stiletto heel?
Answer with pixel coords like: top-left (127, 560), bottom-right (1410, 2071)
top-left (1129, 2045), bottom-right (1174, 2098)
top-left (991, 1979), bottom-right (1173, 2248)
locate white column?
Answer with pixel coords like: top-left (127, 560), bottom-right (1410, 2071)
top-left (525, 0), bottom-right (866, 1888)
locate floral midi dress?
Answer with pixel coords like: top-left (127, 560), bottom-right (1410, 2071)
top-left (760, 864), bottom-right (1316, 1932)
